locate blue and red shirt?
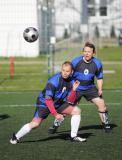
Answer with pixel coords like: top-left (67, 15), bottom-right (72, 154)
top-left (36, 73), bottom-right (75, 111)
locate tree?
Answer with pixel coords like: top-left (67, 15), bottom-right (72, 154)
top-left (110, 25), bottom-right (116, 38)
top-left (94, 26), bottom-right (100, 38)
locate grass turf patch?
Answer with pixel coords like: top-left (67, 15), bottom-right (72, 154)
top-left (0, 90), bottom-right (122, 160)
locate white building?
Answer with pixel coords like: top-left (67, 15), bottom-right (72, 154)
top-left (83, 0), bottom-right (122, 38)
top-left (0, 0), bottom-right (39, 57)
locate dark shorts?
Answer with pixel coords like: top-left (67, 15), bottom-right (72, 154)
top-left (75, 86), bottom-right (99, 103)
top-left (33, 102), bottom-right (69, 119)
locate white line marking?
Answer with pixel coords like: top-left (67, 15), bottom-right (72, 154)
top-left (103, 70), bottom-right (115, 74)
top-left (0, 90), bottom-right (122, 94)
top-left (0, 103), bottom-right (122, 108)
top-left (0, 104), bottom-right (33, 107)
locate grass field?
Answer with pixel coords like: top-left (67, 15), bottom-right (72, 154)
top-left (0, 46), bottom-right (122, 160)
top-left (0, 46), bottom-right (122, 91)
top-left (0, 90), bottom-right (122, 160)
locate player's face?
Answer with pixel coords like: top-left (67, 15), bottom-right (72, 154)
top-left (83, 46), bottom-right (94, 61)
top-left (61, 65), bottom-right (72, 79)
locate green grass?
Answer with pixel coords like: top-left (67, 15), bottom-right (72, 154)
top-left (0, 46), bottom-right (122, 91)
top-left (0, 90), bottom-right (122, 160)
top-left (97, 46), bottom-right (122, 61)
top-left (0, 45), bottom-right (122, 159)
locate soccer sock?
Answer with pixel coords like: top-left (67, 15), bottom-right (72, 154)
top-left (99, 111), bottom-right (109, 125)
top-left (16, 123), bottom-right (31, 140)
top-left (71, 115), bottom-right (81, 138)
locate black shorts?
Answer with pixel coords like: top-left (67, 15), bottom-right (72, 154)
top-left (75, 86), bottom-right (99, 103)
top-left (33, 102), bottom-right (69, 119)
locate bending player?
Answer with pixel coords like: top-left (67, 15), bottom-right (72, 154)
top-left (10, 61), bottom-right (86, 144)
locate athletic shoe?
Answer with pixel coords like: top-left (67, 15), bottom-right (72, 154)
top-left (10, 133), bottom-right (18, 144)
top-left (48, 125), bottom-right (59, 134)
top-left (71, 136), bottom-right (86, 142)
top-left (102, 123), bottom-right (111, 133)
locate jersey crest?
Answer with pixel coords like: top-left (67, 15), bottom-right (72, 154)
top-left (84, 69), bottom-right (89, 75)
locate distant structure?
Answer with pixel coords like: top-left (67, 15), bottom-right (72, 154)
top-left (81, 0), bottom-right (122, 38)
top-left (0, 0), bottom-right (39, 57)
top-left (0, 0), bottom-right (122, 57)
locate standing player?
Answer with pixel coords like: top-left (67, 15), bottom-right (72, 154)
top-left (49, 42), bottom-right (111, 134)
top-left (10, 61), bottom-right (86, 144)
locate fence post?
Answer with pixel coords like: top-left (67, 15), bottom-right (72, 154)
top-left (9, 56), bottom-right (14, 78)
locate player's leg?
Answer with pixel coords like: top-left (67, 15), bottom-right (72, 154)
top-left (48, 92), bottom-right (82, 134)
top-left (10, 118), bottom-right (43, 144)
top-left (92, 97), bottom-right (111, 132)
top-left (85, 87), bottom-right (111, 132)
top-left (61, 104), bottom-right (86, 142)
top-left (10, 107), bottom-right (49, 144)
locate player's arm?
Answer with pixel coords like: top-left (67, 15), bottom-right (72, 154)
top-left (45, 97), bottom-right (57, 116)
top-left (96, 61), bottom-right (103, 97)
top-left (45, 83), bottom-right (63, 120)
top-left (45, 97), bottom-right (64, 120)
top-left (97, 79), bottom-right (103, 97)
top-left (67, 80), bottom-right (80, 104)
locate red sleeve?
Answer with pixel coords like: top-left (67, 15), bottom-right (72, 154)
top-left (45, 98), bottom-right (58, 116)
top-left (67, 90), bottom-right (76, 104)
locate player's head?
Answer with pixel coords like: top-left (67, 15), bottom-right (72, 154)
top-left (61, 61), bottom-right (73, 79)
top-left (82, 42), bottom-right (96, 62)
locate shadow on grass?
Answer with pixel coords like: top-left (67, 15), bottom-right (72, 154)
top-left (19, 123), bottom-right (117, 144)
top-left (0, 114), bottom-right (10, 120)
top-left (19, 132), bottom-right (93, 144)
top-left (79, 123), bottom-right (117, 131)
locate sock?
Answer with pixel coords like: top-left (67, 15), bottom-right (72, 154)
top-left (71, 115), bottom-right (81, 138)
top-left (99, 111), bottom-right (109, 125)
top-left (16, 123), bottom-right (31, 140)
top-left (54, 117), bottom-right (64, 127)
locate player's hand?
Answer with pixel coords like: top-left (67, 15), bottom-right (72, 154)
top-left (55, 113), bottom-right (64, 121)
top-left (73, 80), bottom-right (80, 91)
top-left (98, 90), bottom-right (103, 98)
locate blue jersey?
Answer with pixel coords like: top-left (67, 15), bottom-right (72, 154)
top-left (72, 56), bottom-right (103, 91)
top-left (37, 73), bottom-right (73, 108)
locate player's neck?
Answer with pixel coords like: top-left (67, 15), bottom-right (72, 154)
top-left (83, 57), bottom-right (92, 63)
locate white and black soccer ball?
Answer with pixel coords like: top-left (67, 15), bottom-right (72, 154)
top-left (23, 27), bottom-right (39, 43)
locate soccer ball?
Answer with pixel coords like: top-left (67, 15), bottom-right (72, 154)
top-left (23, 27), bottom-right (39, 43)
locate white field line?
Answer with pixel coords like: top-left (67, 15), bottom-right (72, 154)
top-left (0, 73), bottom-right (42, 76)
top-left (0, 91), bottom-right (37, 94)
top-left (54, 65), bottom-right (115, 74)
top-left (0, 70), bottom-right (115, 76)
top-left (0, 90), bottom-right (122, 94)
top-left (103, 70), bottom-right (115, 74)
top-left (1, 61), bottom-right (122, 65)
top-left (0, 103), bottom-right (122, 108)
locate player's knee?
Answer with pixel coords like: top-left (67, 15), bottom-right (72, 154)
top-left (99, 106), bottom-right (107, 112)
top-left (29, 121), bottom-right (40, 129)
top-left (98, 103), bottom-right (107, 112)
top-left (72, 106), bottom-right (81, 115)
top-left (95, 99), bottom-right (106, 111)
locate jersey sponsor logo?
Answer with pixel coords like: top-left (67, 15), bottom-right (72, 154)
top-left (62, 87), bottom-right (66, 93)
top-left (84, 69), bottom-right (89, 75)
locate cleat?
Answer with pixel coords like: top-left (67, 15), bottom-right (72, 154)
top-left (102, 123), bottom-right (111, 133)
top-left (71, 136), bottom-right (86, 142)
top-left (10, 133), bottom-right (18, 144)
top-left (48, 125), bottom-right (59, 134)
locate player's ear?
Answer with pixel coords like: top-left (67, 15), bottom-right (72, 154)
top-left (93, 52), bottom-right (96, 56)
top-left (71, 70), bottom-right (74, 75)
